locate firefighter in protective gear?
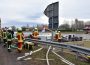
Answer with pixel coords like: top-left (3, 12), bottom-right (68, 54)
top-left (2, 29), bottom-right (7, 47)
top-left (32, 28), bottom-right (39, 39)
top-left (7, 27), bottom-right (13, 52)
top-left (54, 31), bottom-right (59, 41)
top-left (54, 31), bottom-right (62, 41)
top-left (16, 28), bottom-right (24, 52)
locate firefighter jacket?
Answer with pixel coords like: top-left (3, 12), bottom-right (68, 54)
top-left (3, 31), bottom-right (7, 39)
top-left (16, 32), bottom-right (24, 42)
top-left (7, 32), bottom-right (12, 41)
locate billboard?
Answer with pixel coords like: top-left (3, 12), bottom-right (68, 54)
top-left (44, 2), bottom-right (59, 30)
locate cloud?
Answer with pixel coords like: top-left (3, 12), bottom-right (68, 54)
top-left (60, 0), bottom-right (90, 19)
top-left (1, 15), bottom-right (48, 27)
top-left (0, 0), bottom-right (55, 27)
top-left (1, 0), bottom-right (90, 27)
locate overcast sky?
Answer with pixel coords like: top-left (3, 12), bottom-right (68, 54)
top-left (1, 0), bottom-right (90, 27)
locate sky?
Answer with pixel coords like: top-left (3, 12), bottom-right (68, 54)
top-left (0, 0), bottom-right (90, 27)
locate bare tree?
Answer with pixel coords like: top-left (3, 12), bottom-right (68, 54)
top-left (71, 19), bottom-right (85, 31)
top-left (59, 21), bottom-right (70, 30)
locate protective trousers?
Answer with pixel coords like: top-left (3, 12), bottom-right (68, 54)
top-left (18, 42), bottom-right (23, 51)
top-left (7, 41), bottom-right (12, 50)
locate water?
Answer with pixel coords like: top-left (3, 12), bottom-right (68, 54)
top-left (14, 32), bottom-right (90, 41)
top-left (14, 32), bottom-right (51, 41)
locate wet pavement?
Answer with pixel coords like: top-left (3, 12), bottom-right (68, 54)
top-left (0, 43), bottom-right (32, 65)
top-left (0, 43), bottom-right (48, 65)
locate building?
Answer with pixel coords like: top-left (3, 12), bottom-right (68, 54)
top-left (83, 25), bottom-right (90, 34)
top-left (75, 19), bottom-right (84, 30)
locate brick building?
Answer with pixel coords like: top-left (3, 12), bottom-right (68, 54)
top-left (83, 25), bottom-right (90, 34)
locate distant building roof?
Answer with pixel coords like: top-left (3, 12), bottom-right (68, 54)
top-left (84, 25), bottom-right (90, 30)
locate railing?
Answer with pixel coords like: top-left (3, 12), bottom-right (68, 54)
top-left (25, 38), bottom-right (90, 55)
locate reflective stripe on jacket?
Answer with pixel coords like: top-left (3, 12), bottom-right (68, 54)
top-left (17, 32), bottom-right (24, 42)
top-left (3, 32), bottom-right (7, 39)
top-left (7, 32), bottom-right (12, 41)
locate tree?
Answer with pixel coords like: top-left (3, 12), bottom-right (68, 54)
top-left (59, 23), bottom-right (70, 30)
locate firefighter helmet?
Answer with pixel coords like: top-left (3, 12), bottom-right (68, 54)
top-left (58, 31), bottom-right (61, 33)
top-left (34, 28), bottom-right (38, 31)
top-left (17, 28), bottom-right (22, 31)
top-left (8, 27), bottom-right (12, 30)
top-left (17, 27), bottom-right (22, 31)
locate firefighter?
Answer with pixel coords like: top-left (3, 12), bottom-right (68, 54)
top-left (11, 29), bottom-right (14, 44)
top-left (11, 29), bottom-right (14, 39)
top-left (32, 28), bottom-right (39, 39)
top-left (54, 31), bottom-right (59, 41)
top-left (54, 31), bottom-right (62, 42)
top-left (7, 27), bottom-right (13, 52)
top-left (16, 28), bottom-right (24, 53)
top-left (2, 29), bottom-right (7, 47)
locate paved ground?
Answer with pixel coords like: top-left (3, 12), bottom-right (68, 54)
top-left (0, 43), bottom-right (32, 65)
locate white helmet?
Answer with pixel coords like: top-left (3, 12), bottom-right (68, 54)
top-left (18, 27), bottom-right (22, 31)
top-left (8, 27), bottom-right (12, 30)
top-left (34, 28), bottom-right (37, 30)
top-left (58, 31), bottom-right (61, 33)
top-left (34, 27), bottom-right (38, 31)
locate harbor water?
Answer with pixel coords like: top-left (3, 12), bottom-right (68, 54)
top-left (14, 32), bottom-right (90, 41)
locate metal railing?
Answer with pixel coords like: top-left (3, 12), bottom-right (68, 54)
top-left (25, 38), bottom-right (90, 55)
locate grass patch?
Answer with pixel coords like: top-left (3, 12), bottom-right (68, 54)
top-left (25, 45), bottom-right (68, 65)
top-left (30, 48), bottom-right (47, 65)
top-left (57, 51), bottom-right (90, 65)
top-left (49, 51), bottom-right (67, 65)
top-left (22, 45), bottom-right (90, 65)
top-left (65, 40), bottom-right (90, 48)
